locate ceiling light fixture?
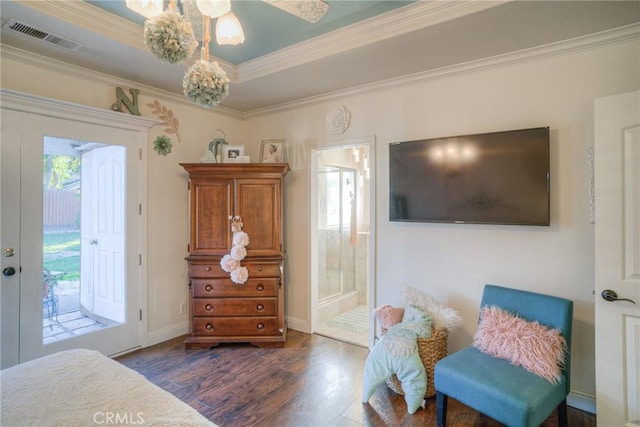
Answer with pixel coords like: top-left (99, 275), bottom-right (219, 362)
top-left (127, 0), bottom-right (330, 107)
top-left (195, 0), bottom-right (230, 19)
top-left (125, 0), bottom-right (163, 19)
top-left (216, 11), bottom-right (244, 45)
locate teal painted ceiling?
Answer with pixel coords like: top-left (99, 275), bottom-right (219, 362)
top-left (87, 1), bottom-right (414, 64)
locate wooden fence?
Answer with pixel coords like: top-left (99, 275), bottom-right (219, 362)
top-left (43, 189), bottom-right (79, 226)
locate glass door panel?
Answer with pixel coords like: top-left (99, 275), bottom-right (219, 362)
top-left (317, 166), bottom-right (357, 301)
top-left (42, 138), bottom-right (126, 344)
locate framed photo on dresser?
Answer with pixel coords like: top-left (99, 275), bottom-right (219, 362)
top-left (223, 145), bottom-right (245, 163)
top-left (260, 139), bottom-right (285, 163)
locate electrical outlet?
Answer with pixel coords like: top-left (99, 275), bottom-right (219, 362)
top-left (180, 303), bottom-right (186, 314)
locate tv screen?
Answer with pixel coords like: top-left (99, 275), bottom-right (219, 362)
top-left (389, 127), bottom-right (550, 226)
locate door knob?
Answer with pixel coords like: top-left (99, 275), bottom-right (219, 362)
top-left (602, 289), bottom-right (637, 304)
top-left (3, 267), bottom-right (16, 276)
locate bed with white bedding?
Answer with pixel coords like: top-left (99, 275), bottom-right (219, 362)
top-left (0, 349), bottom-right (216, 426)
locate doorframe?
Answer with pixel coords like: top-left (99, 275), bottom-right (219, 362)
top-left (0, 88), bottom-right (158, 354)
top-left (309, 135), bottom-right (376, 349)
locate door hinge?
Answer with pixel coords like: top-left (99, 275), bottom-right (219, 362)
top-left (139, 254), bottom-right (142, 266)
top-left (187, 181), bottom-right (190, 191)
top-left (187, 243), bottom-right (190, 252)
top-left (139, 309), bottom-right (142, 321)
top-left (139, 203), bottom-right (142, 215)
top-left (139, 148), bottom-right (142, 160)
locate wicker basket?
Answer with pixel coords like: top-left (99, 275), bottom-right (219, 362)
top-left (384, 327), bottom-right (448, 398)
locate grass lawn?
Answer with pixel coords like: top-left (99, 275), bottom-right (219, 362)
top-left (43, 231), bottom-right (80, 280)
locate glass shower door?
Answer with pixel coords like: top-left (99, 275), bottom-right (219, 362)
top-left (317, 166), bottom-right (356, 301)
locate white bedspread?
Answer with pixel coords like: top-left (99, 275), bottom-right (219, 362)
top-left (0, 349), bottom-right (216, 427)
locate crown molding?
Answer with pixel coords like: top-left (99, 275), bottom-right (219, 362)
top-left (236, 0), bottom-right (508, 83)
top-left (0, 88), bottom-right (161, 131)
top-left (243, 23), bottom-right (640, 118)
top-left (0, 44), bottom-right (244, 119)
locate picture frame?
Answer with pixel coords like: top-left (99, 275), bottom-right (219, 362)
top-left (223, 145), bottom-right (245, 163)
top-left (260, 139), bottom-right (285, 163)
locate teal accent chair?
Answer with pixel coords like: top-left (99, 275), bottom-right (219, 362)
top-left (434, 285), bottom-right (573, 427)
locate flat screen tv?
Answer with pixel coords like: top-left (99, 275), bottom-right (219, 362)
top-left (389, 127), bottom-right (550, 226)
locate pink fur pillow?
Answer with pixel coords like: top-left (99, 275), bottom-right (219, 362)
top-left (473, 306), bottom-right (568, 384)
top-left (374, 305), bottom-right (405, 330)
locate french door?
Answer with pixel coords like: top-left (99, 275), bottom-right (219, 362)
top-left (1, 92), bottom-right (153, 367)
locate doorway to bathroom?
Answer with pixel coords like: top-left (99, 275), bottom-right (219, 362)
top-left (310, 138), bottom-right (374, 348)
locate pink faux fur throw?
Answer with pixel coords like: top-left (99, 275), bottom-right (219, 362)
top-left (374, 305), bottom-right (405, 330)
top-left (473, 306), bottom-right (568, 384)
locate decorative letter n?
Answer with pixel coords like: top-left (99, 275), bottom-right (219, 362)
top-left (113, 87), bottom-right (141, 116)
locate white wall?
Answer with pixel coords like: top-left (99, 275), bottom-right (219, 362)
top-left (2, 34), bottom-right (638, 406)
top-left (244, 39), bottom-right (640, 403)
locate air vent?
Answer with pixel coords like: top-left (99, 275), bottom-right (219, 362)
top-left (2, 18), bottom-right (84, 51)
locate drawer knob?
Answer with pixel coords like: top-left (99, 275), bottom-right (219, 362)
top-left (205, 304), bottom-right (213, 311)
top-left (205, 323), bottom-right (213, 331)
top-left (205, 266), bottom-right (212, 271)
top-left (256, 304), bottom-right (264, 311)
top-left (257, 323), bottom-right (265, 330)
top-left (258, 266), bottom-right (263, 272)
top-left (256, 284), bottom-right (264, 292)
top-left (205, 284), bottom-right (213, 292)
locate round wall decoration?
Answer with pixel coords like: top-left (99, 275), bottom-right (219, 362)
top-left (326, 106), bottom-right (351, 135)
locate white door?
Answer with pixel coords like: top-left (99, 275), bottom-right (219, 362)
top-left (1, 109), bottom-right (144, 364)
top-left (81, 146), bottom-right (126, 323)
top-left (1, 109), bottom-right (22, 368)
top-left (594, 91), bottom-right (640, 426)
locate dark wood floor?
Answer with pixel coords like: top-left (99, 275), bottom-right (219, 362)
top-left (117, 330), bottom-right (596, 427)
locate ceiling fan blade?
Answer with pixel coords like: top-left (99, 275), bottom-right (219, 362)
top-left (263, 0), bottom-right (329, 24)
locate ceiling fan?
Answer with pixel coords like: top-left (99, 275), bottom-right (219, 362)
top-left (177, 0), bottom-right (329, 43)
top-left (128, 0), bottom-right (329, 42)
top-left (179, 0), bottom-right (329, 28)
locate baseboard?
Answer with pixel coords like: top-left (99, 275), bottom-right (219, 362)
top-left (146, 318), bottom-right (307, 347)
top-left (145, 321), bottom-right (189, 347)
top-left (285, 315), bottom-right (309, 333)
top-left (568, 390), bottom-right (596, 414)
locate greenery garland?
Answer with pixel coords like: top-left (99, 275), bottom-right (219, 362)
top-left (183, 60), bottom-right (230, 108)
top-left (144, 10), bottom-right (198, 64)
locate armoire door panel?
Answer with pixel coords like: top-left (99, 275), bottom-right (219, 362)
top-left (237, 179), bottom-right (282, 256)
top-left (192, 179), bottom-right (232, 255)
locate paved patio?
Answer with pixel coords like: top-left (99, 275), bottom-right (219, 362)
top-left (42, 280), bottom-right (107, 344)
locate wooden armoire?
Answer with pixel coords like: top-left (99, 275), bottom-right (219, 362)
top-left (180, 163), bottom-right (289, 349)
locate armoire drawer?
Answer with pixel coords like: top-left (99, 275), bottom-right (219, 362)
top-left (192, 317), bottom-right (281, 336)
top-left (189, 262), bottom-right (281, 278)
top-left (189, 263), bottom-right (226, 278)
top-left (193, 298), bottom-right (277, 316)
top-left (192, 278), bottom-right (278, 297)
top-left (244, 262), bottom-right (281, 278)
